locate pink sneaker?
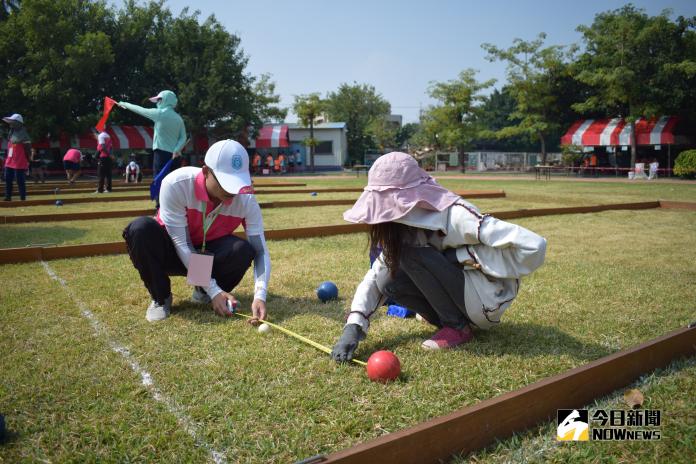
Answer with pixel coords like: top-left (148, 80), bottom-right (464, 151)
top-left (421, 325), bottom-right (473, 350)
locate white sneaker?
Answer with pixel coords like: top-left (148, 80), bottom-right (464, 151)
top-left (146, 295), bottom-right (172, 322)
top-left (191, 286), bottom-right (211, 304)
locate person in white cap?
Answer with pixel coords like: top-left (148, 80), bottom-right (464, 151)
top-left (122, 140), bottom-right (270, 323)
top-left (2, 113), bottom-right (31, 201)
top-left (125, 159), bottom-right (141, 183)
top-left (118, 90), bottom-right (187, 178)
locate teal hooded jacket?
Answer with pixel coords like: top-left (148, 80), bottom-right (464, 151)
top-left (119, 90), bottom-right (187, 154)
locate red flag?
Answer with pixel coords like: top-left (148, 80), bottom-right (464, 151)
top-left (95, 96), bottom-right (117, 132)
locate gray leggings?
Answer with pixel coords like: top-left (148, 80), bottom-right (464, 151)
top-left (380, 246), bottom-right (470, 329)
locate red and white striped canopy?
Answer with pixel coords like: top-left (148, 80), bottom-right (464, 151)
top-left (561, 116), bottom-right (682, 146)
top-left (254, 124), bottom-right (289, 149)
top-left (2, 125), bottom-right (155, 151)
top-left (72, 125), bottom-right (154, 150)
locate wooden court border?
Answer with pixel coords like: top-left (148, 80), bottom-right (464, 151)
top-left (311, 325), bottom-right (696, 464)
top-left (24, 182), bottom-right (307, 195)
top-left (1, 200), bottom-right (693, 265)
top-left (0, 190), bottom-right (506, 224)
top-left (1, 187), bottom-right (499, 208)
top-left (0, 188), bottom-right (371, 207)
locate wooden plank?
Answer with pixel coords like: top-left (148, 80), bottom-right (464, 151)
top-left (494, 201), bottom-right (660, 219)
top-left (1, 209), bottom-right (155, 223)
top-left (659, 200), bottom-right (696, 211)
top-left (0, 195), bottom-right (150, 207)
top-left (25, 181), bottom-right (307, 194)
top-left (318, 326), bottom-right (696, 464)
top-left (0, 247), bottom-right (44, 264)
top-left (41, 242), bottom-right (126, 260)
top-left (0, 190), bottom-right (505, 219)
top-left (1, 200), bottom-right (682, 262)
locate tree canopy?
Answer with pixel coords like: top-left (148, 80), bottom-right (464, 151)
top-left (573, 4), bottom-right (696, 165)
top-left (0, 0), bottom-right (285, 146)
top-left (324, 82), bottom-right (391, 164)
top-left (415, 69), bottom-right (494, 157)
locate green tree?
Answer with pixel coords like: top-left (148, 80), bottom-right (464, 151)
top-left (0, 0), bottom-right (285, 149)
top-left (1, 0), bottom-right (20, 21)
top-left (324, 82), bottom-right (391, 165)
top-left (573, 5), bottom-right (696, 166)
top-left (395, 122), bottom-right (419, 150)
top-left (111, 3), bottom-right (285, 148)
top-left (482, 34), bottom-right (572, 164)
top-left (0, 0), bottom-right (114, 138)
top-left (417, 69), bottom-right (495, 166)
top-left (473, 87), bottom-right (535, 151)
top-left (293, 93), bottom-right (324, 171)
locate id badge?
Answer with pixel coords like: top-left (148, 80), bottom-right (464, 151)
top-left (187, 252), bottom-right (214, 286)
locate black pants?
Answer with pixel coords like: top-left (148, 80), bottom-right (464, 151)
top-left (153, 149), bottom-right (181, 178)
top-left (97, 157), bottom-right (113, 192)
top-left (4, 167), bottom-right (26, 200)
top-left (381, 246), bottom-right (470, 329)
top-left (123, 217), bottom-right (255, 305)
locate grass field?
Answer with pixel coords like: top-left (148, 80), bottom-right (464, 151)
top-left (1, 175), bottom-right (695, 463)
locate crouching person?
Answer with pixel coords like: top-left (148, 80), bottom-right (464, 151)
top-left (331, 152), bottom-right (546, 362)
top-left (123, 140), bottom-right (270, 323)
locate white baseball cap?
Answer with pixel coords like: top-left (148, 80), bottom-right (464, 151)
top-left (204, 140), bottom-right (253, 194)
top-left (2, 113), bottom-right (23, 124)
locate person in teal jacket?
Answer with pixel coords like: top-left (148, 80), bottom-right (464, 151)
top-left (119, 90), bottom-right (187, 177)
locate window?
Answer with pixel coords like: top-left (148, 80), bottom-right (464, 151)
top-left (316, 141), bottom-right (333, 155)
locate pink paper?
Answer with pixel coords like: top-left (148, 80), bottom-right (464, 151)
top-left (187, 253), bottom-right (214, 286)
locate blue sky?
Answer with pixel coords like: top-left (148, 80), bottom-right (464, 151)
top-left (125, 0), bottom-right (696, 123)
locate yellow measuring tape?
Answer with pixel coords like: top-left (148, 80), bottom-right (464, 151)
top-left (233, 311), bottom-right (367, 366)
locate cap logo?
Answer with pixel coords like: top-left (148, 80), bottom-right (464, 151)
top-left (231, 153), bottom-right (243, 171)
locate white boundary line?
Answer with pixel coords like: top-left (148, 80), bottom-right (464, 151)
top-left (41, 261), bottom-right (227, 464)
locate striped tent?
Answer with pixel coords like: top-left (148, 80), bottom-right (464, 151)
top-left (561, 116), bottom-right (688, 147)
top-left (253, 124), bottom-right (289, 149)
top-left (1, 125), bottom-right (154, 151)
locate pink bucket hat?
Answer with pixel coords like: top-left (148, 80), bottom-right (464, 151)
top-left (343, 152), bottom-right (461, 224)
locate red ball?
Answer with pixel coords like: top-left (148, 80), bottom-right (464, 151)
top-left (366, 350), bottom-right (401, 383)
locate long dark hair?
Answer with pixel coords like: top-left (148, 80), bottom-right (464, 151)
top-left (369, 222), bottom-right (414, 276)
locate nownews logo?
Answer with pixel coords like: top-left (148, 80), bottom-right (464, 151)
top-left (557, 409), bottom-right (661, 442)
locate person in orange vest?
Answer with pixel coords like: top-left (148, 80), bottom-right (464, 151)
top-left (274, 155), bottom-right (281, 173)
top-left (252, 152), bottom-right (262, 175)
top-left (265, 153), bottom-right (274, 174)
top-left (278, 152), bottom-right (286, 173)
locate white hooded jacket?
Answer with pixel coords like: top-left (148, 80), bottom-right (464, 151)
top-left (346, 200), bottom-right (547, 331)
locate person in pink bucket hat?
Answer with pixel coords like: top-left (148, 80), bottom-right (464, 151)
top-left (331, 152), bottom-right (547, 360)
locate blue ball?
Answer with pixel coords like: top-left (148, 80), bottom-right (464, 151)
top-left (55, 200), bottom-right (63, 206)
top-left (310, 192), bottom-right (317, 196)
top-left (316, 281), bottom-right (338, 302)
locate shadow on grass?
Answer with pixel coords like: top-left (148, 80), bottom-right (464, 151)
top-left (171, 292), bottom-right (347, 325)
top-left (362, 321), bottom-right (612, 362)
top-left (0, 225), bottom-right (88, 248)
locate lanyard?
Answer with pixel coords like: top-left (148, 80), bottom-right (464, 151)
top-left (200, 202), bottom-right (223, 252)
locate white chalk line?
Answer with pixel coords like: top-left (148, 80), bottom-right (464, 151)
top-left (41, 261), bottom-right (226, 464)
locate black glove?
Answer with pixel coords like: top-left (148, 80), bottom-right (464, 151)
top-left (331, 324), bottom-right (365, 363)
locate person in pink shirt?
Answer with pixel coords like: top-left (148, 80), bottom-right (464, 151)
top-left (3, 113), bottom-right (31, 201)
top-left (63, 148), bottom-right (82, 183)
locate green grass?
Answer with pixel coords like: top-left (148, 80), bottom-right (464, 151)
top-left (459, 357), bottom-right (696, 463)
top-left (2, 196), bottom-right (695, 462)
top-left (2, 176), bottom-right (695, 247)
